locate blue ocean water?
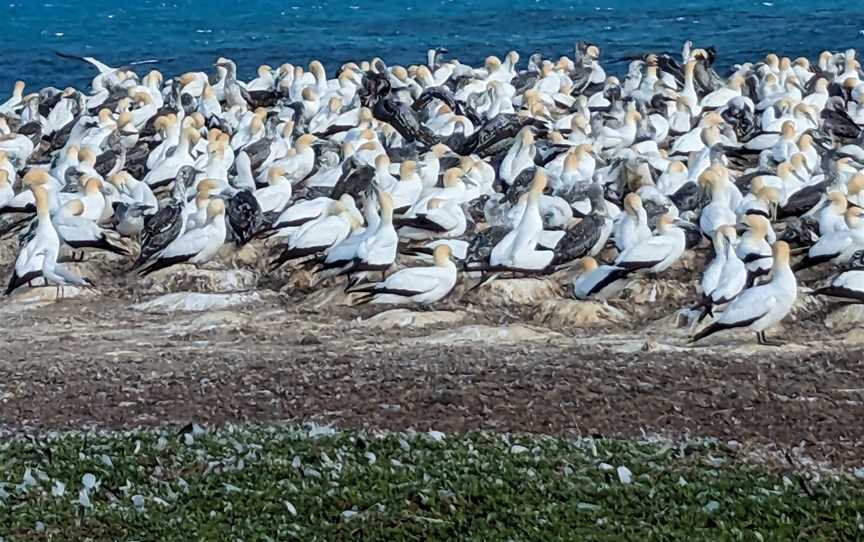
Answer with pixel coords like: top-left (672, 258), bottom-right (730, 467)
top-left (1, 0), bottom-right (862, 93)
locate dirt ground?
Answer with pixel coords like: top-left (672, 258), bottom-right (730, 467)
top-left (1, 246), bottom-right (863, 470)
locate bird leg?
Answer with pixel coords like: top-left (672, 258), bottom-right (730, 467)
top-left (756, 331), bottom-right (783, 347)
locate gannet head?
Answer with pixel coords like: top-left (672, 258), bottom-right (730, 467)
top-left (443, 167), bottom-right (464, 188)
top-left (698, 169), bottom-right (720, 191)
top-left (776, 162), bottom-right (794, 179)
top-left (828, 190), bottom-right (849, 211)
top-left (718, 224), bottom-right (738, 243)
top-left (623, 192), bottom-right (643, 213)
top-left (23, 169), bottom-right (50, 187)
top-left (759, 187), bottom-right (781, 205)
top-left (433, 243), bottom-right (452, 266)
top-left (295, 134), bottom-right (317, 149)
top-left (84, 177), bottom-right (102, 195)
top-left (668, 161), bottom-right (687, 175)
top-left (750, 177), bottom-right (766, 195)
top-left (65, 199), bottom-right (85, 217)
top-left (431, 143), bottom-right (451, 159)
top-left (789, 153), bottom-right (807, 171)
top-left (579, 256), bottom-right (598, 273)
top-left (32, 185), bottom-right (49, 214)
top-left (657, 213), bottom-right (676, 231)
top-left (744, 214), bottom-right (770, 238)
top-left (848, 173), bottom-right (864, 194)
top-left (374, 153), bottom-right (390, 172)
top-left (780, 120), bottom-right (797, 140)
top-left (268, 167), bottom-right (286, 185)
top-left (399, 160), bottom-right (417, 178)
top-left (78, 147), bottom-right (97, 166)
top-left (197, 179), bottom-right (220, 195)
top-left (108, 172), bottom-right (126, 189)
top-left (378, 191), bottom-right (394, 213)
top-left (529, 169), bottom-right (548, 196)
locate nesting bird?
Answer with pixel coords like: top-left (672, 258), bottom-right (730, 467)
top-left (1, 42), bottom-right (863, 347)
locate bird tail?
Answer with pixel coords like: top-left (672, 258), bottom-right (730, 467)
top-left (689, 322), bottom-right (721, 344)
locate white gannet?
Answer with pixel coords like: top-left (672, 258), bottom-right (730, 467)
top-left (812, 250), bottom-right (864, 303)
top-left (692, 241), bottom-right (797, 346)
top-left (794, 207), bottom-right (864, 271)
top-left (615, 214), bottom-right (687, 274)
top-left (737, 214), bottom-right (774, 286)
top-left (612, 193), bottom-right (652, 252)
top-left (52, 199), bottom-right (130, 257)
top-left (572, 256), bottom-right (631, 300)
top-left (698, 169), bottom-right (737, 238)
top-left (139, 199), bottom-right (227, 276)
top-left (490, 170), bottom-right (554, 272)
top-left (352, 244), bottom-right (457, 305)
top-left (5, 185), bottom-right (91, 295)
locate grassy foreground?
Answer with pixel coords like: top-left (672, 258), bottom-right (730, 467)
top-left (0, 425), bottom-right (862, 541)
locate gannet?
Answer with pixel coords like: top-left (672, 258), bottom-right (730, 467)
top-left (270, 200), bottom-right (358, 268)
top-left (489, 170), bottom-right (554, 272)
top-left (812, 250), bottom-right (864, 303)
top-left (139, 199), bottom-right (227, 276)
top-left (613, 193), bottom-right (652, 252)
top-left (794, 207), bottom-right (864, 271)
top-left (692, 241), bottom-right (797, 346)
top-left (52, 199), bottom-right (130, 256)
top-left (352, 244), bottom-right (457, 305)
top-left (5, 185), bottom-right (91, 295)
top-left (615, 214), bottom-right (687, 274)
top-left (698, 169), bottom-right (737, 237)
top-left (572, 256), bottom-right (631, 300)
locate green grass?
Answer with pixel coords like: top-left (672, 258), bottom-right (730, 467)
top-left (0, 425), bottom-right (862, 541)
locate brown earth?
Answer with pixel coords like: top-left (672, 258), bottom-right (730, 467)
top-left (1, 248), bottom-right (863, 469)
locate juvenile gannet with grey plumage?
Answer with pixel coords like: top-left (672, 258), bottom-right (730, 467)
top-left (351, 244), bottom-right (457, 305)
top-left (5, 185), bottom-right (91, 295)
top-left (692, 241), bottom-right (797, 345)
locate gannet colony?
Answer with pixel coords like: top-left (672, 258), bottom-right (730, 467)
top-left (2, 42), bottom-right (864, 345)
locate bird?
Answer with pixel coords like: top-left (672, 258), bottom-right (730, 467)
top-left (6, 185), bottom-right (92, 295)
top-left (691, 241), bottom-right (798, 346)
top-left (351, 244), bottom-right (457, 305)
top-left (138, 198), bottom-right (228, 276)
top-left (572, 256), bottom-right (631, 300)
top-left (812, 250), bottom-right (864, 303)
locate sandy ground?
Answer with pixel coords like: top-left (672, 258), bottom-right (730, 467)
top-left (1, 241), bottom-right (864, 471)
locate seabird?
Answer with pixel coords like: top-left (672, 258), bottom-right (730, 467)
top-left (812, 250), bottom-right (864, 303)
top-left (692, 241), bottom-right (797, 346)
top-left (5, 185), bottom-right (92, 295)
top-left (572, 256), bottom-right (631, 300)
top-left (351, 244), bottom-right (457, 305)
top-left (139, 199), bottom-right (227, 276)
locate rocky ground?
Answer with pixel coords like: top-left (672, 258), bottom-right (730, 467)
top-left (2, 240), bottom-right (864, 472)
